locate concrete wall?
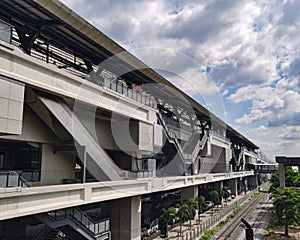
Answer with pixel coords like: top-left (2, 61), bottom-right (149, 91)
top-left (200, 145), bottom-right (227, 174)
top-left (40, 144), bottom-right (75, 185)
top-left (0, 77), bottom-right (24, 135)
top-left (0, 105), bottom-right (74, 185)
top-left (138, 122), bottom-right (153, 152)
top-left (0, 106), bottom-right (58, 144)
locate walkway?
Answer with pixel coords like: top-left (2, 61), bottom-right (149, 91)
top-left (148, 189), bottom-right (259, 240)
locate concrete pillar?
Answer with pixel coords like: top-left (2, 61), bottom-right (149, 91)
top-left (148, 158), bottom-right (156, 177)
top-left (279, 163), bottom-right (285, 188)
top-left (193, 157), bottom-right (200, 175)
top-left (225, 148), bottom-right (231, 172)
top-left (111, 196), bottom-right (142, 240)
top-left (227, 179), bottom-right (237, 196)
top-left (1, 219), bottom-right (26, 240)
top-left (132, 152), bottom-right (143, 171)
top-left (181, 186), bottom-right (199, 203)
top-left (248, 175), bottom-right (258, 190)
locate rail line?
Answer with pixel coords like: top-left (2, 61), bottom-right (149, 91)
top-left (215, 183), bottom-right (270, 240)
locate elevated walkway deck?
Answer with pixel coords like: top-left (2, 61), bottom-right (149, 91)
top-left (0, 171), bottom-right (254, 221)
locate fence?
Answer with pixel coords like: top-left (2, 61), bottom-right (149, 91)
top-left (172, 189), bottom-right (257, 240)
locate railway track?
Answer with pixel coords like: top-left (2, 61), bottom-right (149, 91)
top-left (215, 183), bottom-right (270, 240)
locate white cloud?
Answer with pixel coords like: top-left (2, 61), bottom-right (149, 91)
top-left (60, 0), bottom-right (300, 158)
top-left (278, 126), bottom-right (300, 140)
top-left (235, 109), bottom-right (273, 124)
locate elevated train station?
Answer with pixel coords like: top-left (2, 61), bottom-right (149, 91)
top-left (0, 0), bottom-right (276, 239)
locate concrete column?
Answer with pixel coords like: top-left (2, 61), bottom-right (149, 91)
top-left (1, 219), bottom-right (26, 240)
top-left (181, 185), bottom-right (199, 203)
top-left (227, 178), bottom-right (237, 196)
top-left (111, 196), bottom-right (142, 240)
top-left (225, 148), bottom-right (231, 172)
top-left (193, 157), bottom-right (200, 175)
top-left (132, 152), bottom-right (143, 171)
top-left (148, 158), bottom-right (156, 177)
top-left (248, 175), bottom-right (258, 190)
top-left (279, 163), bottom-right (285, 188)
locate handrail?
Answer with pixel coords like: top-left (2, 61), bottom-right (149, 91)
top-left (189, 130), bottom-right (208, 164)
top-left (157, 112), bottom-right (187, 161)
top-left (157, 112), bottom-right (209, 165)
top-left (46, 207), bottom-right (110, 237)
top-left (19, 175), bottom-right (32, 187)
top-left (237, 147), bottom-right (244, 167)
top-left (0, 171), bottom-right (32, 188)
top-left (99, 75), bottom-right (157, 109)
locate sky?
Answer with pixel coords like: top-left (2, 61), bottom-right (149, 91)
top-left (60, 0), bottom-right (300, 162)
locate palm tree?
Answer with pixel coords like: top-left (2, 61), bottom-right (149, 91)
top-left (177, 204), bottom-right (190, 236)
top-left (219, 186), bottom-right (230, 206)
top-left (209, 189), bottom-right (220, 212)
top-left (197, 195), bottom-right (206, 223)
top-left (165, 207), bottom-right (177, 226)
top-left (161, 207), bottom-right (177, 238)
top-left (187, 198), bottom-right (198, 228)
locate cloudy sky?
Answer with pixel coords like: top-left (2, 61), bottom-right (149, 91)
top-left (61, 0), bottom-right (300, 162)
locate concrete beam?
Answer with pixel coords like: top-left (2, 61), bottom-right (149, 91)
top-left (0, 171), bottom-right (254, 221)
top-left (276, 156), bottom-right (300, 166)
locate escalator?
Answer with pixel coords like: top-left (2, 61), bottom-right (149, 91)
top-left (231, 147), bottom-right (244, 171)
top-left (156, 112), bottom-right (208, 176)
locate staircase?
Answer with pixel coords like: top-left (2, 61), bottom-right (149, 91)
top-left (232, 147), bottom-right (244, 171)
top-left (156, 112), bottom-right (208, 176)
top-left (35, 207), bottom-right (110, 240)
top-left (44, 229), bottom-right (61, 240)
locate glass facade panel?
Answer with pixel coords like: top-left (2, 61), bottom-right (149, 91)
top-left (0, 141), bottom-right (41, 181)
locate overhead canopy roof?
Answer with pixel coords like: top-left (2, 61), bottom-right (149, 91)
top-left (0, 0), bottom-right (259, 149)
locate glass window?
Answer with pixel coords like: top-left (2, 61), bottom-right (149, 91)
top-left (0, 141), bottom-right (41, 181)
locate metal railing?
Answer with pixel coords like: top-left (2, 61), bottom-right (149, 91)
top-left (21, 170), bottom-right (40, 182)
top-left (175, 189), bottom-right (258, 240)
top-left (210, 130), bottom-right (230, 143)
top-left (157, 112), bottom-right (209, 165)
top-left (91, 74), bottom-right (157, 109)
top-left (157, 112), bottom-right (188, 161)
top-left (47, 207), bottom-right (110, 237)
top-left (0, 171), bottom-right (32, 187)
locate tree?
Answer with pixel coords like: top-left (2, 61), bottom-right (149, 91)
top-left (271, 188), bottom-right (300, 236)
top-left (177, 204), bottom-right (190, 236)
top-left (270, 167), bottom-right (300, 193)
top-left (209, 189), bottom-right (220, 211)
top-left (163, 207), bottom-right (177, 226)
top-left (197, 195), bottom-right (206, 213)
top-left (187, 198), bottom-right (198, 229)
top-left (197, 195), bottom-right (206, 222)
top-left (220, 186), bottom-right (231, 205)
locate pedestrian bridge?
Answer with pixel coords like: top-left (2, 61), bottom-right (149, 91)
top-left (248, 163), bottom-right (278, 174)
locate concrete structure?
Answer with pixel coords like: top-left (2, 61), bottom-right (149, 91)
top-left (276, 156), bottom-right (300, 188)
top-left (0, 1), bottom-right (274, 239)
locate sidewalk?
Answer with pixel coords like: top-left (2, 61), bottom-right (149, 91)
top-left (148, 189), bottom-right (258, 240)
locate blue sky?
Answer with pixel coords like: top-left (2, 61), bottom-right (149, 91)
top-left (61, 0), bottom-right (300, 162)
